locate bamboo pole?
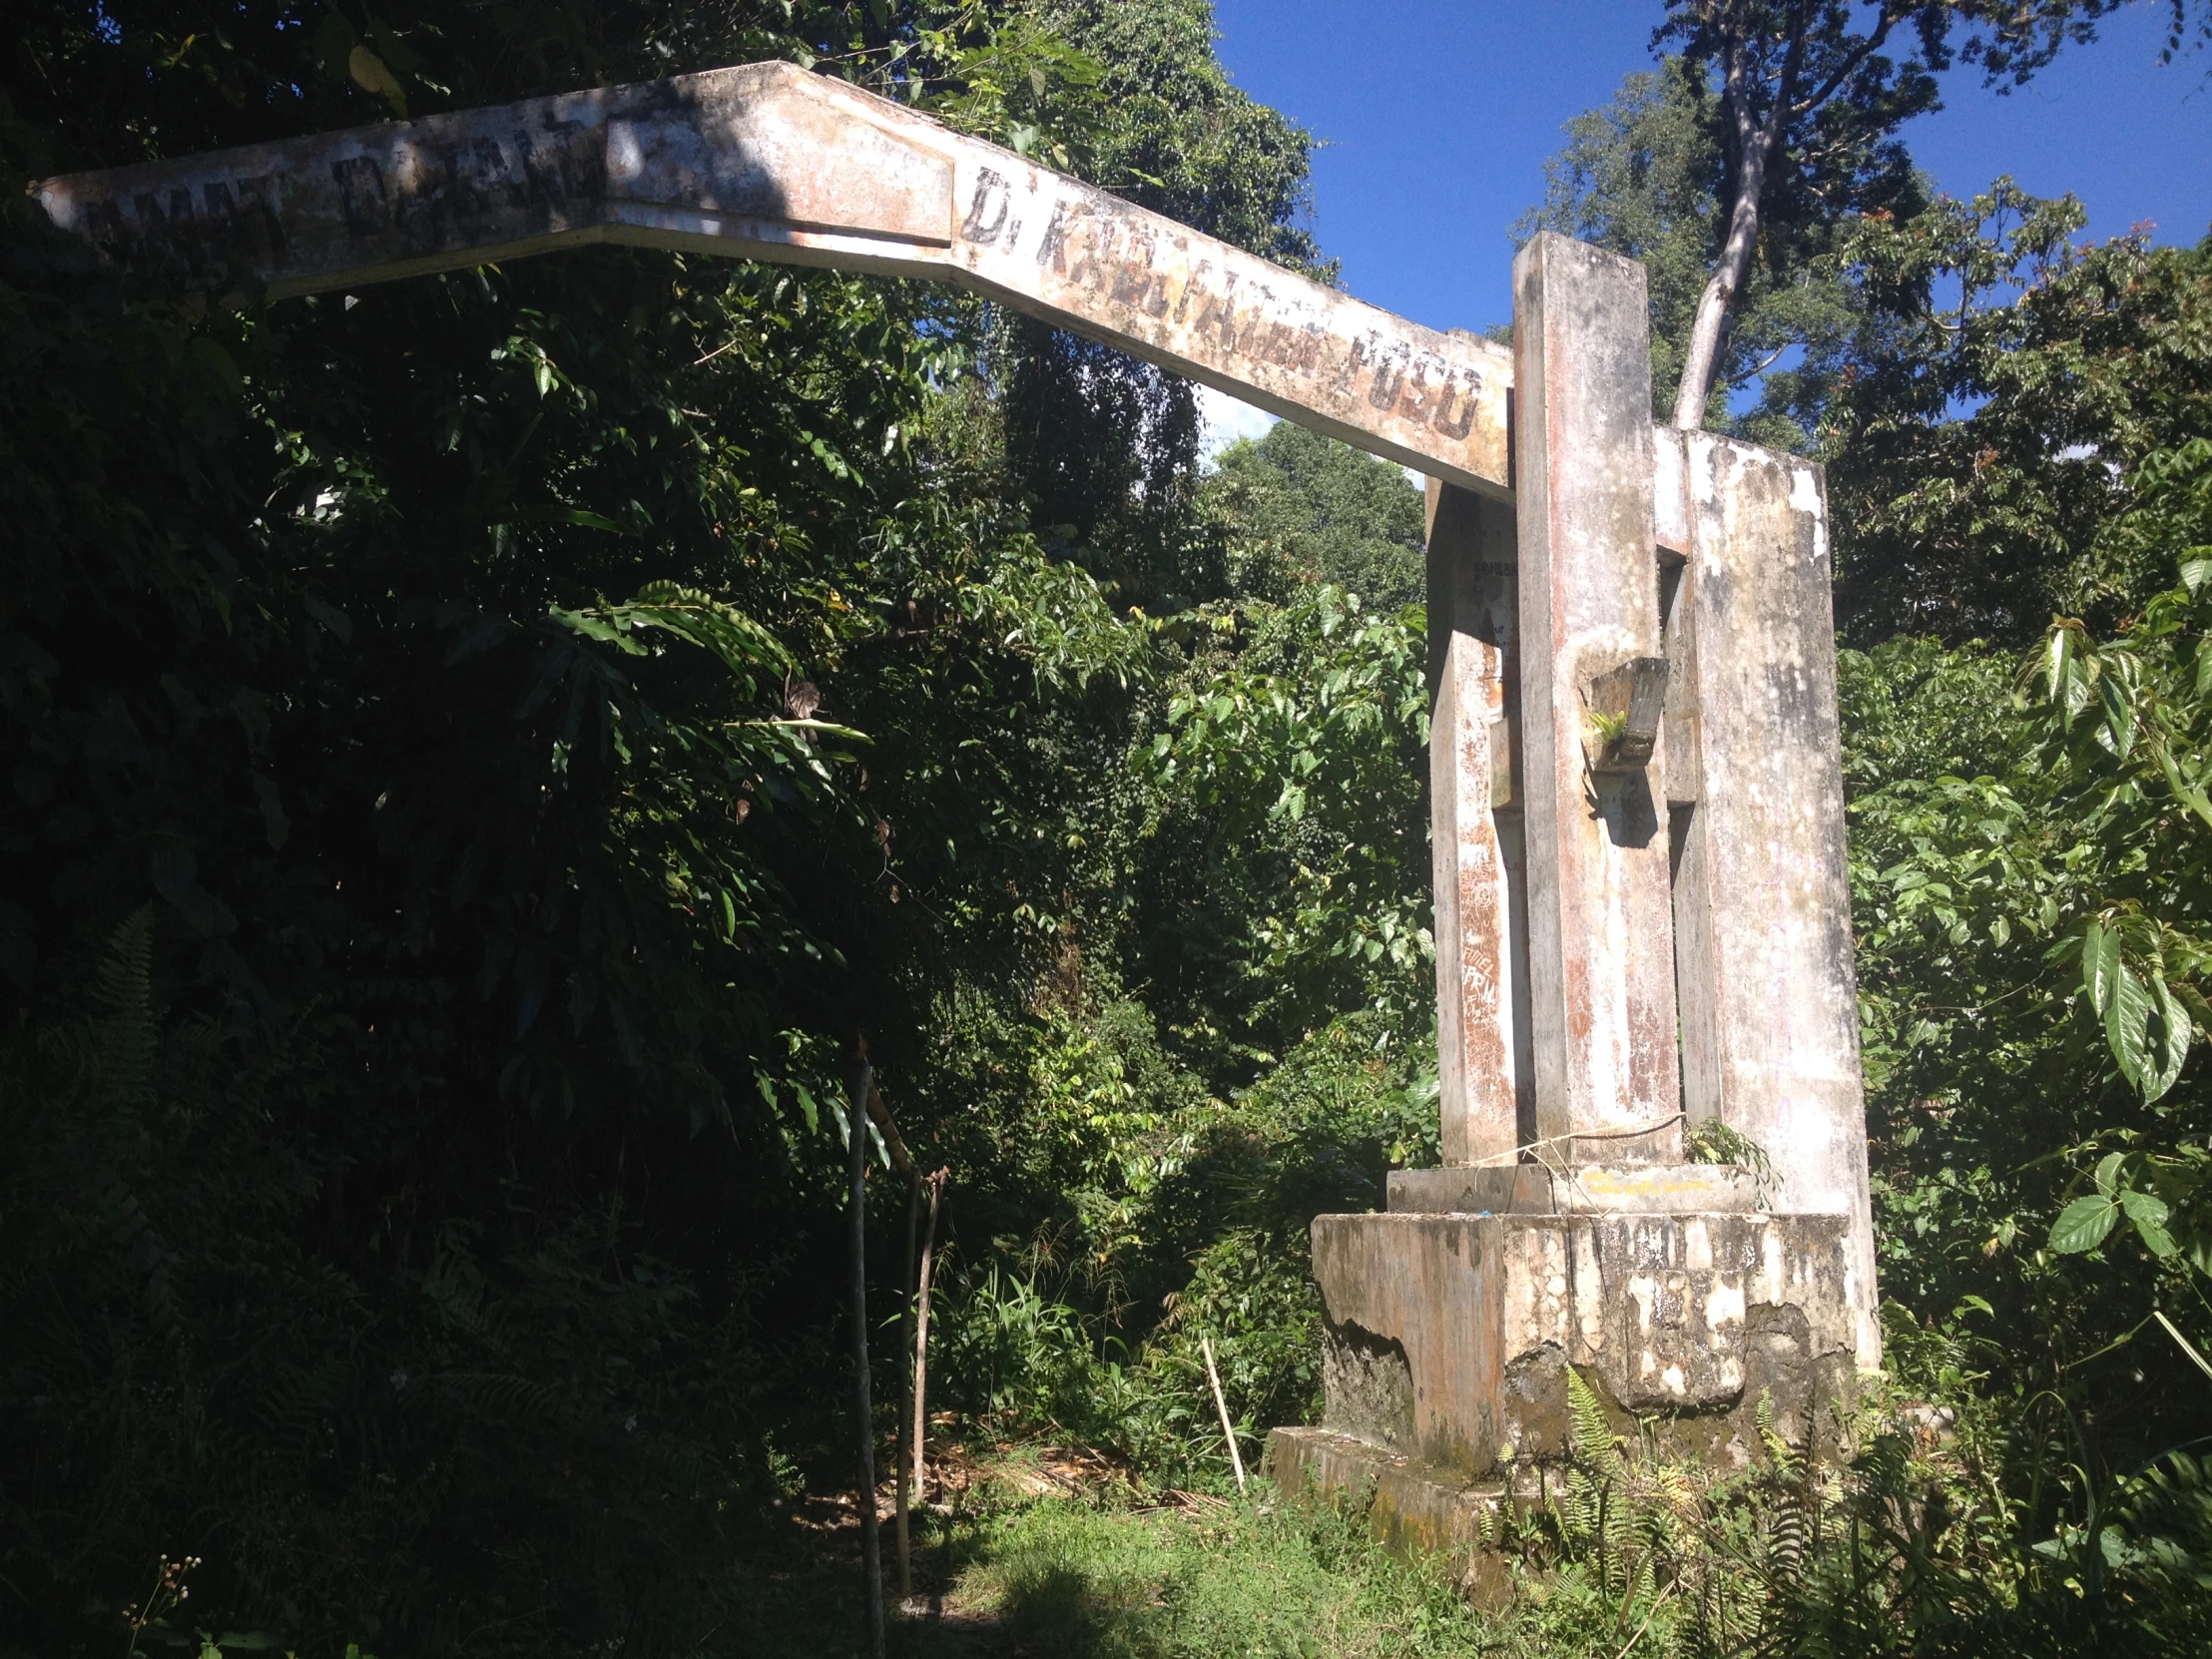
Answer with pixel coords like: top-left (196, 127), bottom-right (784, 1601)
top-left (861, 1080), bottom-right (923, 1607)
top-left (1201, 1336), bottom-right (1246, 1494)
top-left (845, 1045), bottom-right (884, 1659)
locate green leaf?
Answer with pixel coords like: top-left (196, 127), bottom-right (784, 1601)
top-left (2049, 1195), bottom-right (2119, 1254)
top-left (2081, 920), bottom-right (2118, 1013)
top-left (2118, 1187), bottom-right (2179, 1257)
top-left (2098, 672), bottom-right (2138, 759)
top-left (187, 335), bottom-right (245, 394)
top-left (2147, 970), bottom-right (2192, 1102)
top-left (303, 595), bottom-right (353, 642)
top-left (2104, 956), bottom-right (2153, 1090)
top-left (515, 505), bottom-right (631, 534)
top-left (347, 44), bottom-right (407, 116)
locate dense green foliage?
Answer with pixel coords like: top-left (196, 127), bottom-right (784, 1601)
top-left (0, 2), bottom-right (1392, 1653)
top-left (1200, 423), bottom-right (1427, 610)
top-left (1826, 189), bottom-right (2212, 642)
top-left (5, 4), bottom-right (2212, 1657)
top-left (1841, 423), bottom-right (2212, 1426)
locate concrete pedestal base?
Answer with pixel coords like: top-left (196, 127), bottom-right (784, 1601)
top-left (1308, 1208), bottom-right (1860, 1479)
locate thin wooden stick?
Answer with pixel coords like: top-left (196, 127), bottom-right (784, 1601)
top-left (845, 1047), bottom-right (884, 1659)
top-left (895, 1168), bottom-right (919, 1603)
top-left (864, 1078), bottom-right (922, 1606)
top-left (911, 1171), bottom-right (945, 1517)
top-left (1201, 1336), bottom-right (1246, 1493)
top-left (1612, 1578), bottom-right (1676, 1659)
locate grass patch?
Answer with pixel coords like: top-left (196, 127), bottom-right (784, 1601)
top-left (733, 1451), bottom-right (1703, 1656)
top-left (939, 1484), bottom-right (1494, 1657)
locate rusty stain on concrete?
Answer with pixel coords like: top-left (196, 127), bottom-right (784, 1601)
top-left (1425, 481), bottom-right (1532, 1164)
top-left (1386, 1162), bottom-right (1758, 1216)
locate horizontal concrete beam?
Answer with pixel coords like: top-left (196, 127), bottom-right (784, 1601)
top-left (32, 60), bottom-right (1515, 497)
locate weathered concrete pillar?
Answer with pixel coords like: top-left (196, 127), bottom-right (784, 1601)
top-left (1425, 480), bottom-right (1532, 1166)
top-left (1511, 234), bottom-right (1681, 1165)
top-left (1658, 429), bottom-right (1880, 1366)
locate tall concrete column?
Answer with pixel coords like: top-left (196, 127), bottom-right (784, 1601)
top-left (1660, 429), bottom-right (1881, 1367)
top-left (1511, 234), bottom-right (1682, 1165)
top-left (1426, 480), bottom-right (1532, 1166)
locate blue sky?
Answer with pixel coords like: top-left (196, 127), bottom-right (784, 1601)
top-left (1195, 0), bottom-right (2211, 450)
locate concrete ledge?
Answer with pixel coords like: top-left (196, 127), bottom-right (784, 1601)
top-left (1265, 1426), bottom-right (1515, 1605)
top-left (1387, 1162), bottom-right (1757, 1215)
top-left (1265, 1425), bottom-right (1392, 1509)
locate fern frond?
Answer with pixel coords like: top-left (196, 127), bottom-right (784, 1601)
top-left (1568, 1365), bottom-right (1626, 1483)
top-left (1768, 1488), bottom-right (1811, 1591)
top-left (432, 1369), bottom-right (564, 1420)
top-left (1756, 1387), bottom-right (1799, 1478)
top-left (92, 904), bottom-right (157, 1106)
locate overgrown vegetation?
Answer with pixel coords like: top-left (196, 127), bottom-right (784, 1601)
top-left (3, 3), bottom-right (2212, 1656)
top-left (929, 1364), bottom-right (2212, 1658)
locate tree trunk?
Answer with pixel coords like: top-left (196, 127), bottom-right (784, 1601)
top-left (1672, 10), bottom-right (1814, 432)
top-left (1672, 101), bottom-right (1775, 428)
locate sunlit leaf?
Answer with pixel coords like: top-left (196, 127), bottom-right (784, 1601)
top-left (2049, 1195), bottom-right (2119, 1254)
top-left (2045, 621), bottom-right (2076, 707)
top-left (347, 44), bottom-right (407, 116)
top-left (2098, 672), bottom-right (2137, 759)
top-left (2103, 956), bottom-right (2153, 1092)
top-left (2146, 970), bottom-right (2192, 1102)
top-left (2117, 1187), bottom-right (2179, 1257)
top-left (2081, 920), bottom-right (2118, 1013)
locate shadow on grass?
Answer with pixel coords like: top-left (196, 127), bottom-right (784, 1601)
top-left (986, 1560), bottom-right (1159, 1656)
